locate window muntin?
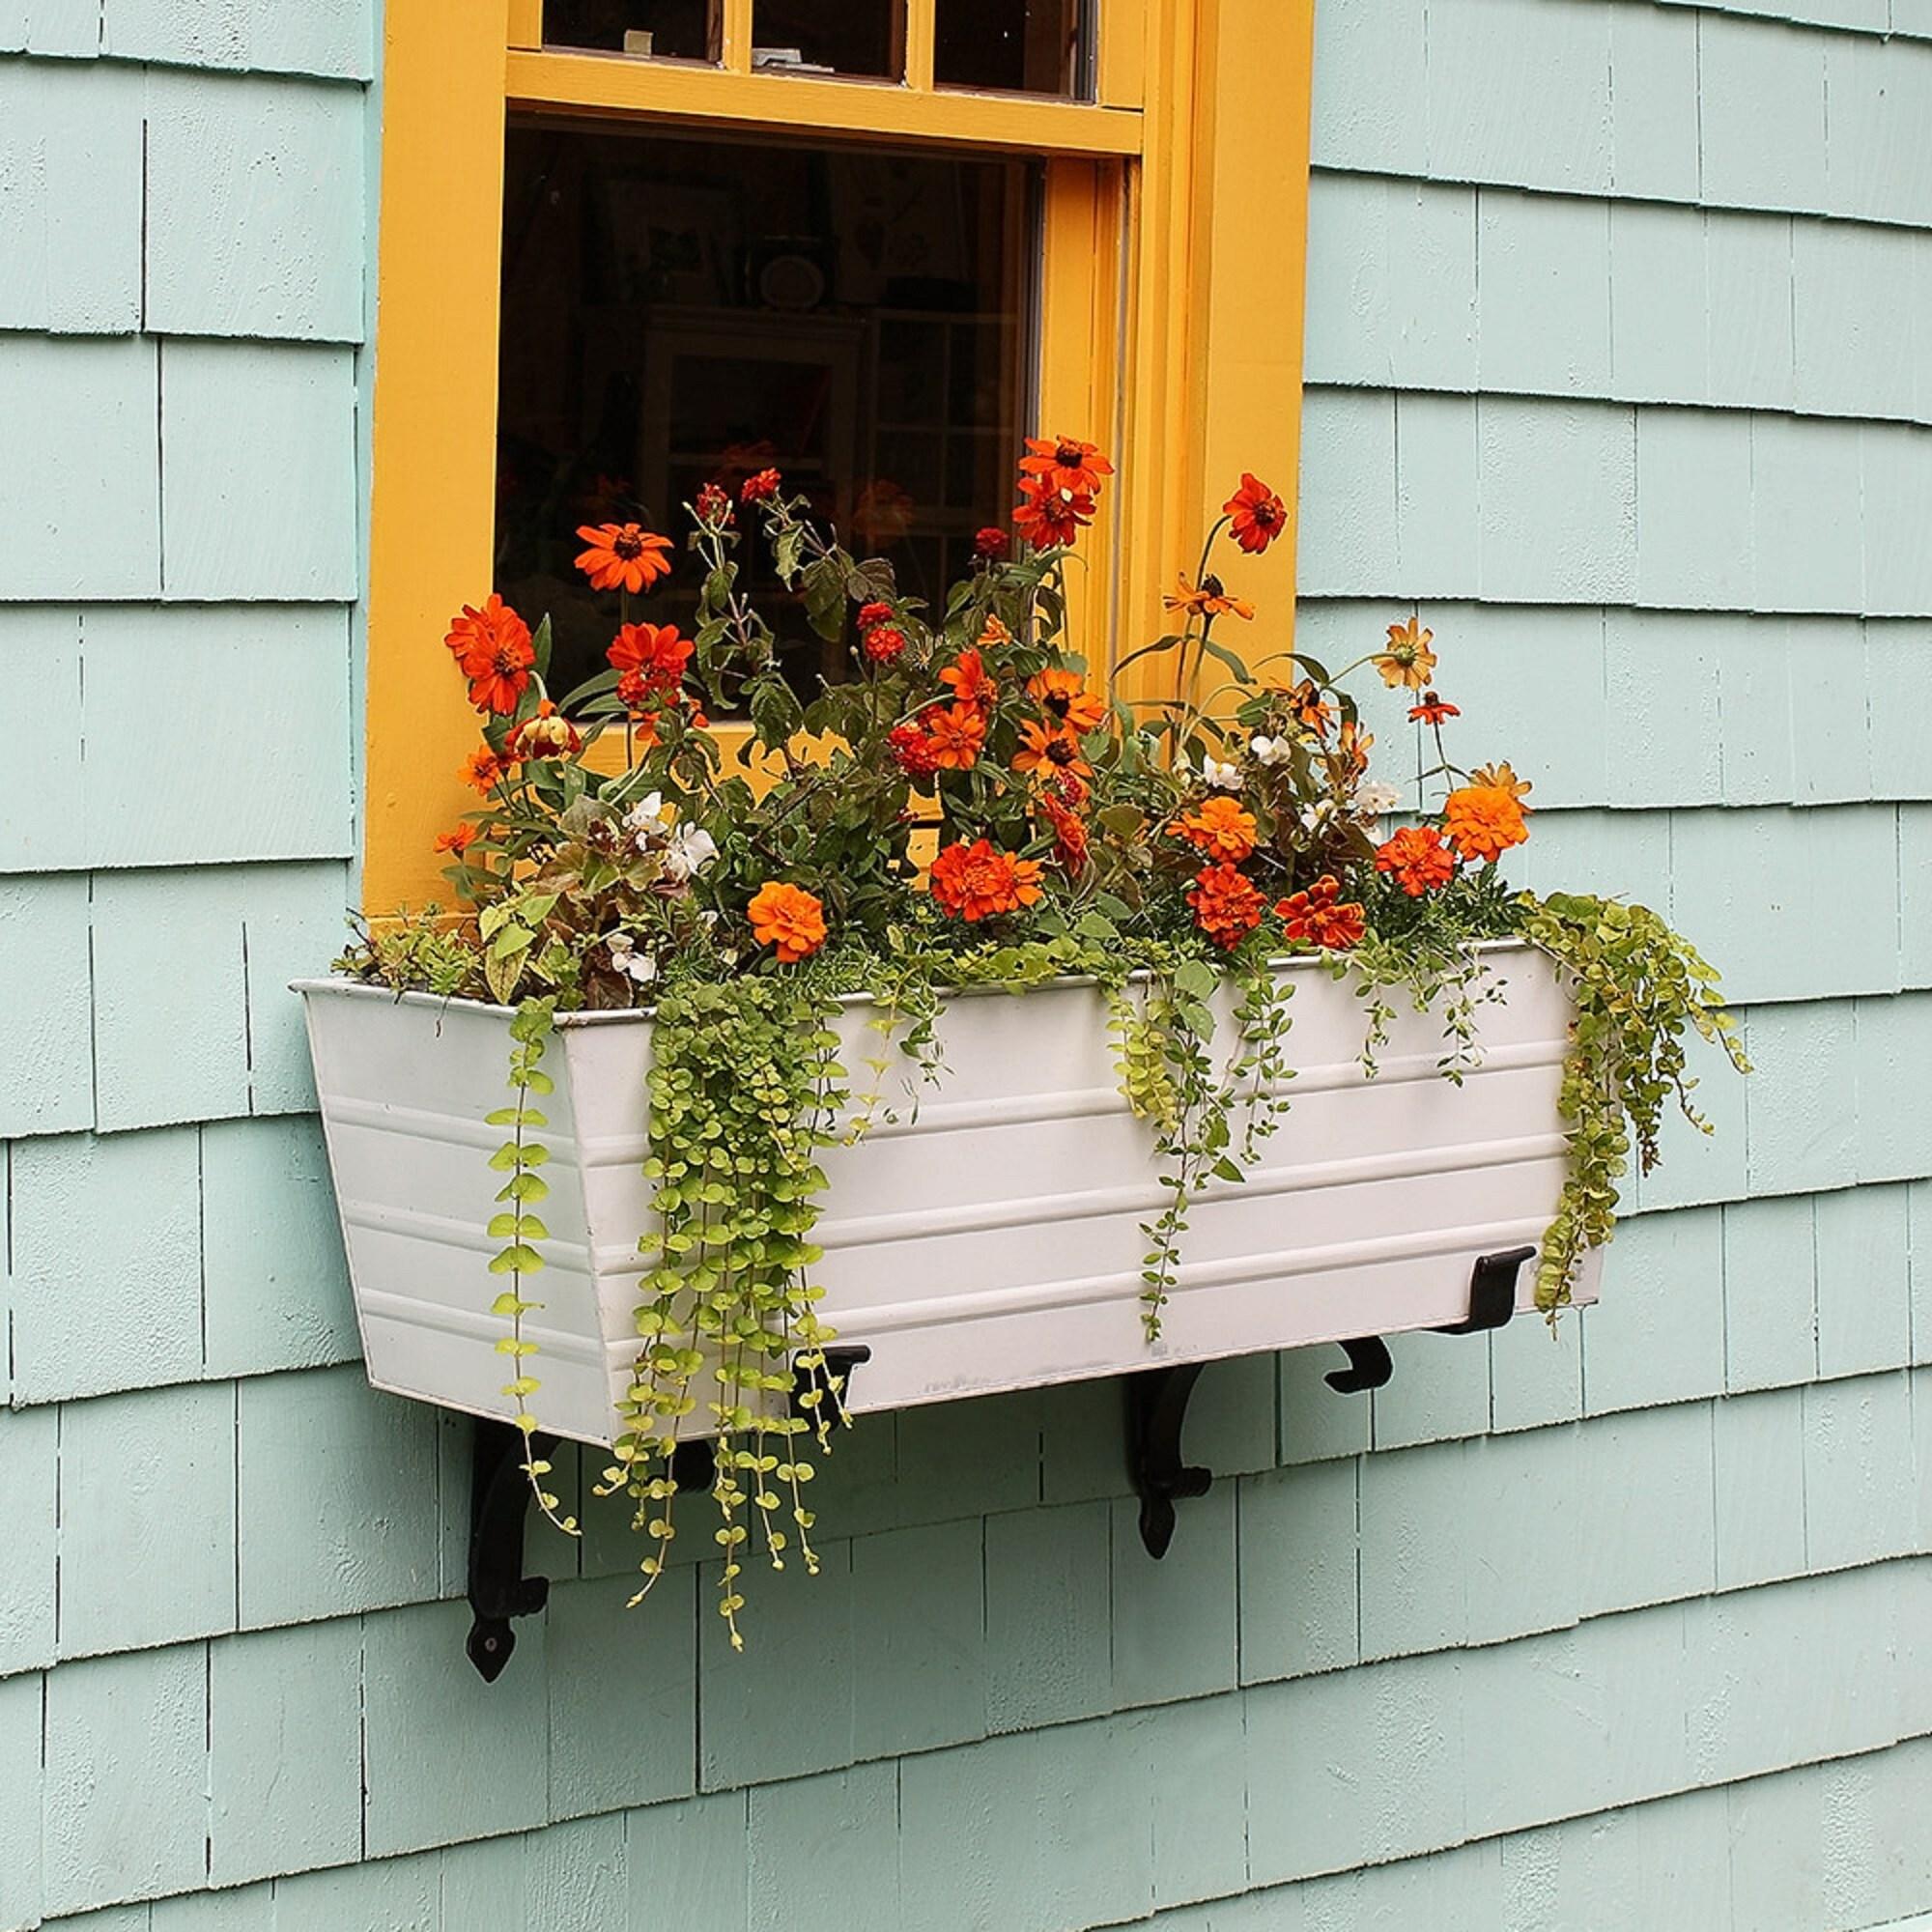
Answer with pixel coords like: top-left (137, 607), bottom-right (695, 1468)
top-left (495, 124), bottom-right (1038, 699)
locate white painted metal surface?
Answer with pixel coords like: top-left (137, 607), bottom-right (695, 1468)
top-left (296, 942), bottom-right (1598, 1447)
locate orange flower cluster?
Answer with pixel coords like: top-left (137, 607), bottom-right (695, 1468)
top-left (444, 595), bottom-right (534, 716)
top-left (1168, 796), bottom-right (1258, 864)
top-left (1444, 783), bottom-right (1530, 864)
top-left (748, 882), bottom-right (827, 962)
top-left (1187, 864), bottom-right (1266, 950)
top-left (929, 838), bottom-right (1044, 923)
top-left (1276, 875), bottom-right (1366, 951)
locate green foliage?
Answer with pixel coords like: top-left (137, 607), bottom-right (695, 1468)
top-left (1516, 892), bottom-right (1750, 1316)
top-left (592, 976), bottom-right (850, 1652)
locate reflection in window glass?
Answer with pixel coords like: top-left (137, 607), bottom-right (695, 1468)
top-left (544, 0), bottom-right (719, 62)
top-left (935, 0), bottom-right (1091, 98)
top-left (752, 0), bottom-right (904, 79)
top-left (496, 126), bottom-right (1038, 701)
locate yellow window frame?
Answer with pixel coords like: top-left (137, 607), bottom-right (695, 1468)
top-left (363, 0), bottom-right (1315, 913)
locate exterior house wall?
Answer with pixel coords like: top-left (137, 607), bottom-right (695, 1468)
top-left (1, 0), bottom-right (1930, 1925)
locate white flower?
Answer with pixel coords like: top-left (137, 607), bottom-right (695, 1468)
top-left (1202, 755), bottom-right (1242, 792)
top-left (622, 793), bottom-right (670, 854)
top-left (1249, 734), bottom-right (1293, 767)
top-left (662, 823), bottom-right (719, 882)
top-left (605, 931), bottom-right (659, 986)
top-left (1356, 781), bottom-right (1403, 816)
top-left (1298, 799), bottom-right (1335, 833)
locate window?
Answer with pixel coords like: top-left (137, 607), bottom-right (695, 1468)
top-left (362, 0), bottom-right (1316, 911)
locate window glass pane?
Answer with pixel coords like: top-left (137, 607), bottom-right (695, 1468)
top-left (752, 0), bottom-right (904, 78)
top-left (543, 0), bottom-right (719, 63)
top-left (935, 0), bottom-right (1091, 98)
top-left (496, 125), bottom-right (1038, 702)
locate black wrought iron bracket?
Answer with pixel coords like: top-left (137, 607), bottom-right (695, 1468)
top-left (1323, 1242), bottom-right (1538, 1399)
top-left (464, 1346), bottom-right (875, 1681)
top-left (1125, 1246), bottom-right (1540, 1562)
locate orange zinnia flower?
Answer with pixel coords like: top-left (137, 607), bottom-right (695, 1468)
top-left (1335, 720), bottom-right (1373, 781)
top-left (1037, 791), bottom-right (1090, 875)
top-left (921, 703), bottom-right (987, 770)
top-left (1187, 864), bottom-right (1267, 950)
top-left (1286, 678), bottom-right (1334, 738)
top-left (928, 838), bottom-right (1045, 922)
top-left (747, 881), bottom-right (827, 963)
top-left (1018, 435), bottom-right (1114, 498)
top-left (508, 699), bottom-right (582, 761)
top-left (1444, 784), bottom-right (1530, 864)
top-left (575, 522), bottom-right (673, 594)
top-left (609, 621), bottom-right (693, 700)
top-left (460, 746), bottom-right (506, 795)
top-left (979, 613), bottom-right (1014, 651)
top-left (1375, 825), bottom-right (1459, 897)
top-left (1408, 690), bottom-right (1461, 725)
top-left (939, 648), bottom-right (999, 708)
top-left (1376, 617), bottom-right (1437, 691)
top-left (444, 595), bottom-right (535, 716)
top-left (1168, 795), bottom-right (1259, 864)
top-left (1013, 476), bottom-right (1096, 550)
top-left (1224, 473), bottom-right (1288, 554)
top-left (1013, 719), bottom-right (1094, 781)
top-left (1163, 575), bottom-right (1255, 622)
top-left (1276, 874), bottom-right (1366, 951)
top-left (1027, 668), bottom-right (1107, 735)
top-left (434, 823), bottom-right (478, 856)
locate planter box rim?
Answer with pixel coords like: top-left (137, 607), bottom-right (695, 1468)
top-left (290, 936), bottom-right (1540, 1029)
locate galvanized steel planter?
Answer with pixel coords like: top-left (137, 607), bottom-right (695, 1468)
top-left (295, 941), bottom-right (1598, 1449)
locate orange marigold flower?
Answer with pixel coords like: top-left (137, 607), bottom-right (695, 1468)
top-left (1013, 719), bottom-right (1093, 781)
top-left (1376, 616), bottom-right (1437, 691)
top-left (1408, 689), bottom-right (1461, 725)
top-left (1187, 863), bottom-right (1267, 950)
top-left (1163, 574), bottom-right (1255, 622)
top-left (921, 703), bottom-right (987, 770)
top-left (1469, 760), bottom-right (1533, 802)
top-left (740, 468), bottom-right (781, 504)
top-left (1444, 784), bottom-right (1530, 864)
top-left (1018, 435), bottom-right (1114, 498)
top-left (575, 522), bottom-right (673, 595)
top-left (1027, 668), bottom-right (1107, 736)
top-left (1275, 874), bottom-right (1367, 951)
top-left (1224, 473), bottom-right (1289, 554)
top-left (1168, 795), bottom-right (1259, 864)
top-left (609, 621), bottom-right (693, 700)
top-left (939, 648), bottom-right (998, 708)
top-left (1013, 475), bottom-right (1097, 550)
top-left (460, 746), bottom-right (506, 795)
top-left (443, 595), bottom-right (535, 716)
top-left (747, 881), bottom-right (827, 963)
top-left (1375, 824), bottom-right (1459, 896)
top-left (928, 838), bottom-right (1045, 923)
top-left (508, 699), bottom-right (582, 761)
top-left (434, 823), bottom-right (478, 856)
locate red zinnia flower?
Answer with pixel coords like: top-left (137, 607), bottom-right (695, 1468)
top-left (1276, 874), bottom-right (1366, 950)
top-left (1408, 690), bottom-right (1461, 725)
top-left (575, 522), bottom-right (673, 595)
top-left (740, 468), bottom-right (782, 504)
top-left (609, 621), bottom-right (693, 701)
top-left (443, 595), bottom-right (535, 716)
top-left (1224, 473), bottom-right (1289, 555)
top-left (1018, 435), bottom-right (1114, 498)
top-left (974, 526), bottom-right (1010, 561)
top-left (1013, 475), bottom-right (1097, 550)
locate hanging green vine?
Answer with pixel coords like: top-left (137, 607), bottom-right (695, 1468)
top-left (1517, 892), bottom-right (1750, 1315)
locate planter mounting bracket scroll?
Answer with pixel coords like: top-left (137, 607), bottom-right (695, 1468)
top-left (1127, 1362), bottom-right (1212, 1560)
top-left (464, 1419), bottom-right (718, 1683)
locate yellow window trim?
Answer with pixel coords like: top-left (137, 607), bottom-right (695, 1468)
top-left (362, 0), bottom-right (1314, 913)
